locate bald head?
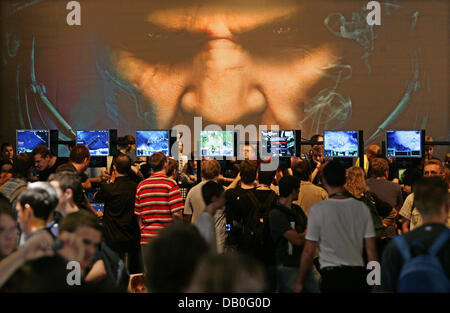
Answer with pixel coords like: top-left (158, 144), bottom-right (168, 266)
top-left (114, 154), bottom-right (132, 175)
top-left (367, 145), bottom-right (382, 159)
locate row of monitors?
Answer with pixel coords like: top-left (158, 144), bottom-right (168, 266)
top-left (16, 129), bottom-right (424, 159)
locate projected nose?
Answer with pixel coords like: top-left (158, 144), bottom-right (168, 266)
top-left (179, 39), bottom-right (266, 124)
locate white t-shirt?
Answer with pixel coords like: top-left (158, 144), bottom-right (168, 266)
top-left (306, 198), bottom-right (376, 268)
top-left (184, 180), bottom-right (226, 253)
top-left (195, 212), bottom-right (217, 254)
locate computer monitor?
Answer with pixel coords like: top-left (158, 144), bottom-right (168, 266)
top-left (260, 130), bottom-right (297, 157)
top-left (386, 130), bottom-right (422, 158)
top-left (76, 130), bottom-right (110, 156)
top-left (324, 130), bottom-right (359, 158)
top-left (136, 130), bottom-right (170, 157)
top-left (200, 130), bottom-right (234, 158)
top-left (91, 203), bottom-right (104, 214)
top-left (16, 130), bottom-right (50, 154)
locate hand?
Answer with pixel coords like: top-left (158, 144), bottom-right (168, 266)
top-left (57, 232), bottom-right (85, 264)
top-left (21, 231), bottom-right (56, 261)
top-left (101, 171), bottom-right (111, 182)
top-left (96, 210), bottom-right (104, 218)
top-left (293, 281), bottom-right (304, 293)
top-left (402, 185), bottom-right (412, 194)
top-left (275, 170), bottom-right (283, 183)
top-left (313, 158), bottom-right (321, 168)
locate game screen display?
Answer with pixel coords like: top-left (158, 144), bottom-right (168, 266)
top-left (91, 203), bottom-right (104, 214)
top-left (260, 130), bottom-right (296, 157)
top-left (386, 130), bottom-right (422, 158)
top-left (76, 130), bottom-right (109, 156)
top-left (324, 131), bottom-right (359, 158)
top-left (16, 130), bottom-right (49, 154)
top-left (136, 131), bottom-right (170, 157)
top-left (200, 131), bottom-right (234, 157)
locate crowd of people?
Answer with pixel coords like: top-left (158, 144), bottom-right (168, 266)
top-left (0, 135), bottom-right (448, 293)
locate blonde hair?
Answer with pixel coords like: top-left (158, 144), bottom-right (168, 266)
top-left (344, 166), bottom-right (369, 199)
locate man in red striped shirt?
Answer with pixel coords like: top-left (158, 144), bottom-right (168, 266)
top-left (135, 152), bottom-right (184, 247)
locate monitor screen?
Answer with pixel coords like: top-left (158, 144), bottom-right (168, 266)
top-left (91, 203), bottom-right (104, 213)
top-left (136, 130), bottom-right (170, 157)
top-left (76, 130), bottom-right (110, 156)
top-left (260, 130), bottom-right (296, 157)
top-left (386, 130), bottom-right (422, 158)
top-left (200, 131), bottom-right (234, 157)
top-left (324, 131), bottom-right (359, 158)
top-left (16, 130), bottom-right (49, 154)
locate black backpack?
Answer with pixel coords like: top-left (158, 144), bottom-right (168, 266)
top-left (241, 190), bottom-right (277, 265)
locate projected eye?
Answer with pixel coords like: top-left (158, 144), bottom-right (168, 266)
top-left (106, 24), bottom-right (207, 65)
top-left (238, 23), bottom-right (315, 59)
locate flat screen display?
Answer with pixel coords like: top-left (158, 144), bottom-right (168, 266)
top-left (200, 131), bottom-right (234, 157)
top-left (91, 203), bottom-right (104, 213)
top-left (16, 130), bottom-right (49, 154)
top-left (136, 130), bottom-right (170, 157)
top-left (324, 131), bottom-right (359, 158)
top-left (76, 130), bottom-right (109, 156)
top-left (386, 130), bottom-right (422, 158)
top-left (260, 130), bottom-right (296, 157)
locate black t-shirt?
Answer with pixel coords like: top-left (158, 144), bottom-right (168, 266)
top-left (2, 255), bottom-right (95, 292)
top-left (224, 187), bottom-right (278, 247)
top-left (38, 157), bottom-right (66, 181)
top-left (380, 223), bottom-right (450, 292)
top-left (225, 186), bottom-right (257, 223)
top-left (56, 162), bottom-right (88, 182)
top-left (225, 187), bottom-right (277, 221)
top-left (87, 241), bottom-right (130, 292)
top-left (94, 176), bottom-right (140, 250)
top-left (269, 203), bottom-right (307, 267)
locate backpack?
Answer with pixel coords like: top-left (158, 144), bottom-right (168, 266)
top-left (243, 190), bottom-right (277, 265)
top-left (359, 193), bottom-right (387, 238)
top-left (393, 228), bottom-right (450, 293)
top-left (224, 188), bottom-right (277, 264)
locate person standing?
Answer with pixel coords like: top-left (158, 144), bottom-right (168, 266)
top-left (194, 181), bottom-right (226, 253)
top-left (135, 152), bottom-right (183, 256)
top-left (381, 176), bottom-right (449, 292)
top-left (294, 161), bottom-right (378, 293)
top-left (0, 154), bottom-right (34, 210)
top-left (183, 159), bottom-right (227, 253)
top-left (0, 143), bottom-right (14, 164)
top-left (292, 160), bottom-right (328, 216)
top-left (269, 175), bottom-right (318, 293)
top-left (95, 154), bottom-right (141, 273)
top-left (400, 159), bottom-right (450, 232)
top-left (32, 146), bottom-right (65, 182)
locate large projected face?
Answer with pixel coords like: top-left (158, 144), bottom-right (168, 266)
top-left (99, 1), bottom-right (337, 131)
top-left (0, 0), bottom-right (448, 154)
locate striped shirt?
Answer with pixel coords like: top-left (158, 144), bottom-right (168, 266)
top-left (135, 173), bottom-right (184, 244)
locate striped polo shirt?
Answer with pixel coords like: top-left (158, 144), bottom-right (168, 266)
top-left (135, 172), bottom-right (184, 244)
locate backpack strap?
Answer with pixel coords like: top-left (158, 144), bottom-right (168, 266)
top-left (393, 235), bottom-right (412, 262)
top-left (9, 186), bottom-right (27, 204)
top-left (262, 191), bottom-right (276, 214)
top-left (428, 228), bottom-right (450, 256)
top-left (246, 190), bottom-right (262, 211)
